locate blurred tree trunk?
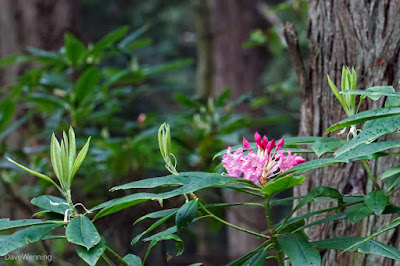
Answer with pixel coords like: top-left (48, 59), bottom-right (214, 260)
top-left (286, 1), bottom-right (400, 265)
top-left (0, 0), bottom-right (78, 217)
top-left (194, 0), bottom-right (269, 261)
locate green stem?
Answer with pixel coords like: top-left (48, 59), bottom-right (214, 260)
top-left (199, 202), bottom-right (268, 239)
top-left (106, 246), bottom-right (128, 266)
top-left (263, 195), bottom-right (284, 266)
top-left (362, 160), bottom-right (380, 190)
top-left (101, 253), bottom-right (115, 266)
top-left (65, 189), bottom-right (77, 216)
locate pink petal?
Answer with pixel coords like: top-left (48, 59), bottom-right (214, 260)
top-left (242, 137), bottom-right (252, 151)
top-left (254, 132), bottom-right (262, 146)
top-left (266, 139), bottom-right (275, 154)
top-left (262, 135), bottom-right (268, 149)
top-left (276, 137), bottom-right (285, 151)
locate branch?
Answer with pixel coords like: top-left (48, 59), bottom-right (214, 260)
top-left (283, 22), bottom-right (308, 94)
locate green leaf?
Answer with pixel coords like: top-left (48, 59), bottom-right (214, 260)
top-left (0, 54), bottom-right (30, 67)
top-left (385, 175), bottom-right (400, 191)
top-left (74, 68), bottom-right (100, 105)
top-left (277, 157), bottom-right (344, 177)
top-left (89, 26), bottom-right (129, 59)
top-left (65, 33), bottom-right (86, 66)
top-left (131, 211), bottom-right (176, 246)
top-left (312, 237), bottom-right (400, 260)
top-left (118, 25), bottom-right (148, 48)
top-left (25, 93), bottom-right (69, 111)
top-left (176, 199), bottom-right (199, 231)
top-left (325, 107), bottom-right (400, 134)
top-left (381, 165), bottom-right (400, 180)
top-left (77, 237), bottom-right (106, 266)
top-left (336, 141), bottom-right (400, 162)
top-left (327, 74), bottom-right (346, 109)
top-left (0, 115), bottom-right (28, 143)
top-left (277, 233), bottom-right (321, 266)
top-left (7, 157), bottom-right (60, 188)
top-left (0, 99), bottom-right (15, 131)
top-left (311, 138), bottom-right (344, 157)
top-left (0, 219), bottom-right (63, 232)
top-left (261, 175), bottom-right (305, 195)
top-left (134, 209), bottom-right (177, 225)
top-left (291, 187), bottom-right (343, 215)
top-left (0, 224), bottom-right (62, 256)
top-left (71, 137), bottom-right (91, 182)
top-left (66, 215), bottom-right (101, 250)
top-left (123, 254), bottom-right (142, 266)
top-left (227, 245), bottom-right (268, 266)
top-left (364, 190), bottom-right (388, 216)
top-left (96, 173), bottom-right (255, 220)
top-left (143, 234), bottom-right (183, 264)
top-left (340, 86), bottom-right (398, 100)
top-left (345, 204), bottom-right (373, 224)
top-left (31, 195), bottom-right (69, 215)
top-left (111, 172), bottom-right (254, 191)
top-left (293, 213), bottom-right (347, 233)
top-left (335, 115), bottom-right (400, 156)
top-left (241, 248), bottom-right (268, 266)
top-left (51, 133), bottom-right (63, 185)
top-left (144, 58), bottom-right (193, 76)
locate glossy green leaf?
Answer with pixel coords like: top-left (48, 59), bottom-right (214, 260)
top-left (292, 187), bottom-right (343, 215)
top-left (278, 157), bottom-right (344, 177)
top-left (277, 233), bottom-right (321, 266)
top-left (336, 141), bottom-right (400, 162)
top-left (0, 219), bottom-right (63, 232)
top-left (144, 58), bottom-right (193, 76)
top-left (278, 219), bottom-right (305, 234)
top-left (51, 133), bottom-right (63, 185)
top-left (7, 157), bottom-right (60, 188)
top-left (134, 209), bottom-right (177, 225)
top-left (364, 190), bottom-right (388, 216)
top-left (335, 115), bottom-right (400, 156)
top-left (311, 138), bottom-right (344, 157)
top-left (241, 248), bottom-right (268, 266)
top-left (123, 254), bottom-right (142, 266)
top-left (31, 195), bottom-right (69, 215)
top-left (227, 244), bottom-right (268, 266)
top-left (261, 175), bottom-right (305, 195)
top-left (143, 234), bottom-right (183, 264)
top-left (293, 213), bottom-right (347, 233)
top-left (340, 86), bottom-right (398, 100)
top-left (65, 33), bottom-right (86, 66)
top-left (312, 237), bottom-right (400, 260)
top-left (131, 211), bottom-right (176, 246)
top-left (345, 204), bottom-right (373, 224)
top-left (96, 173), bottom-right (255, 220)
top-left (74, 67), bottom-right (100, 105)
top-left (77, 237), bottom-right (106, 266)
top-left (325, 107), bottom-right (400, 134)
top-left (176, 199), bottom-right (199, 231)
top-left (386, 175), bottom-right (400, 191)
top-left (381, 165), bottom-right (400, 180)
top-left (32, 210), bottom-right (65, 220)
top-left (66, 215), bottom-right (101, 250)
top-left (0, 224), bottom-right (62, 256)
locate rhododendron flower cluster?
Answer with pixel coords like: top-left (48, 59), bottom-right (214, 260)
top-left (222, 132), bottom-right (306, 185)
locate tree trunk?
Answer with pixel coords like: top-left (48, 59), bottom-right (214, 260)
top-left (206, 0), bottom-right (269, 260)
top-left (286, 1), bottom-right (400, 265)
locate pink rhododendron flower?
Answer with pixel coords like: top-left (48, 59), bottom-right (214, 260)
top-left (221, 132), bottom-right (306, 185)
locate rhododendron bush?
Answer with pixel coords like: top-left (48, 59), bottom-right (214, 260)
top-left (3, 67), bottom-right (400, 265)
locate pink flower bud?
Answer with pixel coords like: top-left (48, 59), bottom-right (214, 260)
top-left (254, 132), bottom-right (262, 146)
top-left (262, 135), bottom-right (268, 149)
top-left (137, 113), bottom-right (146, 124)
top-left (276, 137), bottom-right (285, 151)
top-left (242, 137), bottom-right (252, 151)
top-left (266, 139), bottom-right (275, 154)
